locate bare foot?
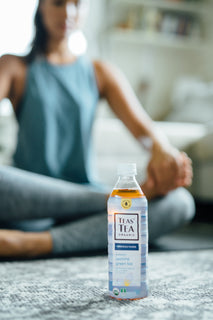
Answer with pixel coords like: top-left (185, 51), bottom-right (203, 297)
top-left (0, 229), bottom-right (53, 258)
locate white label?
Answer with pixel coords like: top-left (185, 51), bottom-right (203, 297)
top-left (114, 213), bottom-right (139, 241)
top-left (113, 251), bottom-right (141, 287)
top-left (112, 212), bottom-right (141, 287)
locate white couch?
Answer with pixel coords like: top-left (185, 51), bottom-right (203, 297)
top-left (93, 117), bottom-right (212, 201)
top-left (0, 104), bottom-right (212, 201)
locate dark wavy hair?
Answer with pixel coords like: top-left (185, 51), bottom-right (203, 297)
top-left (26, 1), bottom-right (48, 63)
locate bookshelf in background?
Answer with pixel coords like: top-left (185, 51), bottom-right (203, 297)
top-left (107, 0), bottom-right (211, 50)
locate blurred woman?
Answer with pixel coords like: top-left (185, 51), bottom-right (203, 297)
top-left (0, 0), bottom-right (194, 258)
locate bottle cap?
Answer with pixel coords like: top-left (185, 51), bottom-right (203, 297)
top-left (117, 163), bottom-right (137, 176)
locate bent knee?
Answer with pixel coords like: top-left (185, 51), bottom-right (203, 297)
top-left (148, 188), bottom-right (195, 242)
top-left (174, 188), bottom-right (195, 223)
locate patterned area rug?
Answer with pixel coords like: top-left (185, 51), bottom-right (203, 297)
top-left (0, 250), bottom-right (212, 320)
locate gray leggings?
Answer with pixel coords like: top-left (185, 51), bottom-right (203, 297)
top-left (0, 165), bottom-right (195, 255)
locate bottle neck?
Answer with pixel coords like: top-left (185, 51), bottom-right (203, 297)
top-left (114, 175), bottom-right (140, 190)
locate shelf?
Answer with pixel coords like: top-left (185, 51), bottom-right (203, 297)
top-left (108, 29), bottom-right (210, 50)
top-left (111, 0), bottom-right (208, 14)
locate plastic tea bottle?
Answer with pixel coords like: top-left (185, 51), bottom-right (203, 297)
top-left (107, 163), bottom-right (148, 300)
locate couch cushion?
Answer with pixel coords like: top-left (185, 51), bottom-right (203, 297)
top-left (92, 118), bottom-right (208, 186)
top-left (168, 77), bottom-right (213, 124)
top-left (155, 121), bottom-right (208, 150)
top-left (187, 130), bottom-right (213, 161)
top-left (93, 118), bottom-right (150, 185)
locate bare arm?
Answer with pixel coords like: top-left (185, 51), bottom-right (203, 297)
top-left (94, 60), bottom-right (158, 141)
top-left (94, 60), bottom-right (192, 196)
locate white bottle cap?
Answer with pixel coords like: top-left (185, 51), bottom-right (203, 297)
top-left (117, 163), bottom-right (137, 176)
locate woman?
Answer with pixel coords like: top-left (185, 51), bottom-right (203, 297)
top-left (0, 0), bottom-right (194, 258)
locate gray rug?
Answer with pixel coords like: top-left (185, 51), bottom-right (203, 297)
top-left (0, 250), bottom-right (212, 320)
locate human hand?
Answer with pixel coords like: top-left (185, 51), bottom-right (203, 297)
top-left (145, 143), bottom-right (193, 196)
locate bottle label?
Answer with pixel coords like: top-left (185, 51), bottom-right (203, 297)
top-left (112, 211), bottom-right (141, 287)
top-left (114, 213), bottom-right (139, 240)
top-left (121, 199), bottom-right (132, 209)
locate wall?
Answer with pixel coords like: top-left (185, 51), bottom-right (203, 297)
top-left (0, 0), bottom-right (36, 56)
